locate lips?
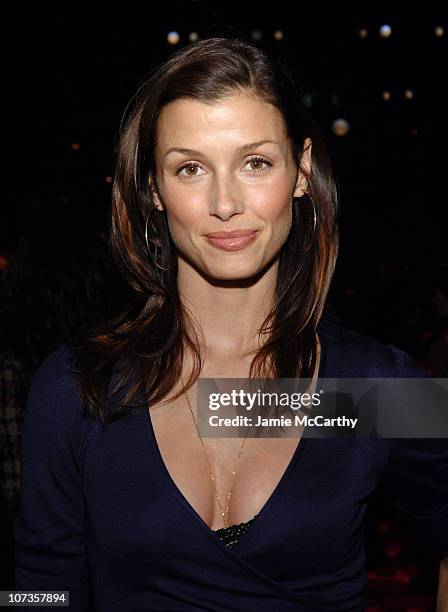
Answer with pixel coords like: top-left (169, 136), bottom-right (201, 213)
top-left (204, 230), bottom-right (258, 238)
top-left (204, 230), bottom-right (259, 251)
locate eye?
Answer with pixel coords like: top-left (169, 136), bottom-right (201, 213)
top-left (176, 156), bottom-right (273, 180)
top-left (246, 156), bottom-right (273, 174)
top-left (176, 162), bottom-right (206, 180)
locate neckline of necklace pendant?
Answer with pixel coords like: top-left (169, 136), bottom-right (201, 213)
top-left (180, 373), bottom-right (251, 530)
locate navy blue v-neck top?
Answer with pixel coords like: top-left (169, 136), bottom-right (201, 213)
top-left (13, 319), bottom-right (448, 611)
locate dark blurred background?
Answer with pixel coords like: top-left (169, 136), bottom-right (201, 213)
top-left (1, 4), bottom-right (447, 610)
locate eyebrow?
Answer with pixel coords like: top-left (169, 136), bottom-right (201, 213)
top-left (164, 139), bottom-right (280, 158)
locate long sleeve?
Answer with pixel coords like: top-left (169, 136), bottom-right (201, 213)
top-left (13, 346), bottom-right (91, 611)
top-left (381, 344), bottom-right (448, 559)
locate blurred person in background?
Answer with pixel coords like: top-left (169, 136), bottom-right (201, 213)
top-left (0, 194), bottom-right (127, 588)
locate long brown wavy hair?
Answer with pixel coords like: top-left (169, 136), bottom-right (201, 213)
top-left (68, 35), bottom-right (340, 429)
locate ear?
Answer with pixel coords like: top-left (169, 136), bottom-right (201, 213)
top-left (293, 138), bottom-right (312, 199)
top-left (149, 180), bottom-right (164, 211)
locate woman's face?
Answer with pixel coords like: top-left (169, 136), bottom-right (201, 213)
top-left (153, 91), bottom-right (312, 280)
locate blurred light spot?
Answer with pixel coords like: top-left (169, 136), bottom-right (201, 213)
top-left (250, 29), bottom-right (263, 41)
top-left (404, 89), bottom-right (414, 99)
top-left (379, 24), bottom-right (392, 38)
top-left (167, 31), bottom-right (180, 45)
top-left (382, 90), bottom-right (391, 101)
top-left (303, 88), bottom-right (318, 108)
top-left (105, 176), bottom-right (113, 183)
top-left (332, 118), bottom-right (350, 136)
top-left (358, 28), bottom-right (368, 38)
top-left (434, 26), bottom-right (445, 37)
top-left (303, 92), bottom-right (314, 107)
top-left (71, 143), bottom-right (80, 150)
top-left (189, 32), bottom-right (199, 42)
top-left (273, 30), bottom-right (284, 41)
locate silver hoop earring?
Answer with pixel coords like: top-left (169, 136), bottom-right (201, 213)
top-left (144, 207), bottom-right (174, 272)
top-left (308, 195), bottom-right (317, 237)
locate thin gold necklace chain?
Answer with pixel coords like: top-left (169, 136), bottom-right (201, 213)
top-left (180, 374), bottom-right (250, 529)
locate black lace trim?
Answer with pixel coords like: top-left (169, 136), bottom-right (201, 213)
top-left (213, 514), bottom-right (258, 548)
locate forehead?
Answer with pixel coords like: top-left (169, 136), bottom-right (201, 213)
top-left (155, 92), bottom-right (287, 149)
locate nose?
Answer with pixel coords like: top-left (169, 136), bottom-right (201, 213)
top-left (208, 177), bottom-right (245, 221)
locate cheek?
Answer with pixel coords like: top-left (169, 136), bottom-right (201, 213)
top-left (255, 189), bottom-right (293, 234)
top-left (164, 201), bottom-right (203, 248)
top-left (254, 178), bottom-right (293, 216)
top-left (273, 205), bottom-right (293, 247)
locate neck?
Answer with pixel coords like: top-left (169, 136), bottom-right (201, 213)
top-left (177, 255), bottom-right (279, 358)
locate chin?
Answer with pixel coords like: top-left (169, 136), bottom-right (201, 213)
top-left (202, 260), bottom-right (269, 282)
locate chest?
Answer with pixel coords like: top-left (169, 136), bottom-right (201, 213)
top-left (148, 356), bottom-right (316, 530)
top-left (149, 397), bottom-right (304, 529)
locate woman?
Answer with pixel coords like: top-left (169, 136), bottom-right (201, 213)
top-left (13, 36), bottom-right (448, 611)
